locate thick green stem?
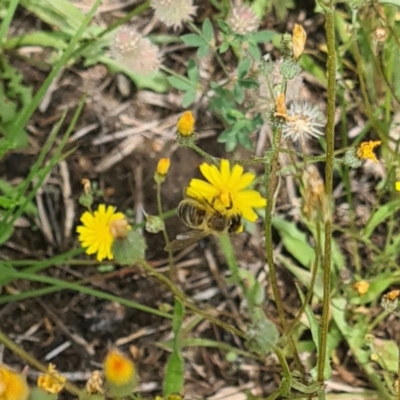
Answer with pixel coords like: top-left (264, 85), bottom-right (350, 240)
top-left (318, 0), bottom-right (336, 384)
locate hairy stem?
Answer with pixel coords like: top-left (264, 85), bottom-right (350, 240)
top-left (318, 0), bottom-right (336, 384)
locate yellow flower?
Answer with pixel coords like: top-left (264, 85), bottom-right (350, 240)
top-left (156, 158), bottom-right (170, 176)
top-left (104, 350), bottom-right (136, 387)
top-left (177, 111), bottom-right (195, 137)
top-left (356, 140), bottom-right (382, 163)
top-left (352, 280), bottom-right (370, 297)
top-left (186, 159), bottom-right (266, 222)
top-left (395, 181), bottom-right (400, 192)
top-left (37, 364), bottom-right (66, 394)
top-left (0, 365), bottom-right (29, 400)
top-left (77, 204), bottom-right (129, 261)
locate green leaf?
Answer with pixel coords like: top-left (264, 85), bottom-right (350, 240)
top-left (219, 41), bottom-right (229, 53)
top-left (202, 18), bottom-right (213, 42)
top-left (20, 0), bottom-right (86, 36)
top-left (113, 230), bottom-right (146, 265)
top-left (187, 59), bottom-right (199, 83)
top-left (248, 42), bottom-right (261, 60)
top-left (29, 388), bottom-right (58, 400)
top-left (167, 76), bottom-right (193, 91)
top-left (362, 199), bottom-right (400, 239)
top-left (379, 0), bottom-right (400, 5)
top-left (237, 58), bottom-right (251, 78)
top-left (163, 350), bottom-right (184, 396)
top-left (172, 300), bottom-right (184, 334)
top-left (181, 33), bottom-right (204, 47)
top-left (272, 217), bottom-right (314, 267)
top-left (182, 89), bottom-right (196, 108)
top-left (249, 30), bottom-right (276, 43)
top-left (197, 44), bottom-right (210, 59)
top-left (238, 78), bottom-right (258, 89)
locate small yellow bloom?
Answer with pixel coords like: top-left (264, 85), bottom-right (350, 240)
top-left (104, 350), bottom-right (136, 387)
top-left (395, 181), bottom-right (400, 192)
top-left (292, 24), bottom-right (307, 59)
top-left (352, 280), bottom-right (370, 297)
top-left (156, 158), bottom-right (170, 176)
top-left (356, 140), bottom-right (382, 163)
top-left (186, 159), bottom-right (266, 222)
top-left (77, 204), bottom-right (129, 262)
top-left (177, 111), bottom-right (195, 137)
top-left (0, 365), bottom-right (29, 400)
top-left (37, 364), bottom-right (66, 394)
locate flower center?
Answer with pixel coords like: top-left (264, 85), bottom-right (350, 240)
top-left (219, 190), bottom-right (231, 207)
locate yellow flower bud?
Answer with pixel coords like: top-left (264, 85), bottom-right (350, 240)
top-left (0, 365), bottom-right (29, 400)
top-left (156, 158), bottom-right (170, 177)
top-left (292, 24), bottom-right (307, 60)
top-left (104, 350), bottom-right (136, 387)
top-left (395, 181), bottom-right (400, 192)
top-left (177, 111), bottom-right (195, 137)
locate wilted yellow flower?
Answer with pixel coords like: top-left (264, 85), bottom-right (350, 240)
top-left (352, 280), bottom-right (370, 297)
top-left (177, 111), bottom-right (195, 137)
top-left (356, 140), bottom-right (382, 163)
top-left (37, 364), bottom-right (66, 394)
top-left (274, 93), bottom-right (287, 118)
top-left (186, 159), bottom-right (266, 222)
top-left (104, 350), bottom-right (136, 387)
top-left (77, 204), bottom-right (130, 261)
top-left (292, 24), bottom-right (307, 59)
top-left (0, 365), bottom-right (29, 400)
top-left (86, 371), bottom-right (104, 395)
top-left (157, 158), bottom-right (170, 176)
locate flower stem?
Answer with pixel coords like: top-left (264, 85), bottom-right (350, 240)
top-left (138, 259), bottom-right (247, 340)
top-left (156, 182), bottom-right (175, 280)
top-left (0, 329), bottom-right (82, 397)
top-left (317, 0), bottom-right (336, 384)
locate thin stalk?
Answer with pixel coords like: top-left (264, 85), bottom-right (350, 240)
top-left (7, 271), bottom-right (172, 319)
top-left (156, 182), bottom-right (174, 280)
top-left (138, 259), bottom-right (247, 339)
top-left (0, 329), bottom-right (82, 397)
top-left (0, 0), bottom-right (19, 46)
top-left (218, 234), bottom-right (247, 296)
top-left (318, 0), bottom-right (336, 384)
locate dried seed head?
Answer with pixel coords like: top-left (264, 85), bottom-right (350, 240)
top-left (227, 4), bottom-right (260, 35)
top-left (109, 218), bottom-right (131, 240)
top-left (381, 290), bottom-right (400, 316)
top-left (292, 24), bottom-right (307, 59)
top-left (302, 165), bottom-right (327, 221)
top-left (151, 0), bottom-right (197, 29)
top-left (111, 26), bottom-right (161, 75)
top-left (281, 102), bottom-right (325, 144)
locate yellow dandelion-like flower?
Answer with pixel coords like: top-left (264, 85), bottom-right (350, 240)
top-left (0, 365), bottom-right (29, 400)
top-left (104, 350), bottom-right (136, 387)
top-left (177, 111), bottom-right (195, 137)
top-left (186, 159), bottom-right (266, 222)
top-left (356, 140), bottom-right (382, 163)
top-left (37, 364), bottom-right (66, 394)
top-left (77, 204), bottom-right (129, 262)
top-left (395, 181), bottom-right (400, 192)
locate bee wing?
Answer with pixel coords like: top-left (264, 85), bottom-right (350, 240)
top-left (164, 230), bottom-right (211, 252)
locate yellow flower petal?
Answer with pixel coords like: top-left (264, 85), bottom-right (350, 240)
top-left (396, 181), bottom-right (400, 192)
top-left (186, 159), bottom-right (266, 223)
top-left (76, 204), bottom-right (129, 262)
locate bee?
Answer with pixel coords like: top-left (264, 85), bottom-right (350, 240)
top-left (164, 198), bottom-right (242, 252)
